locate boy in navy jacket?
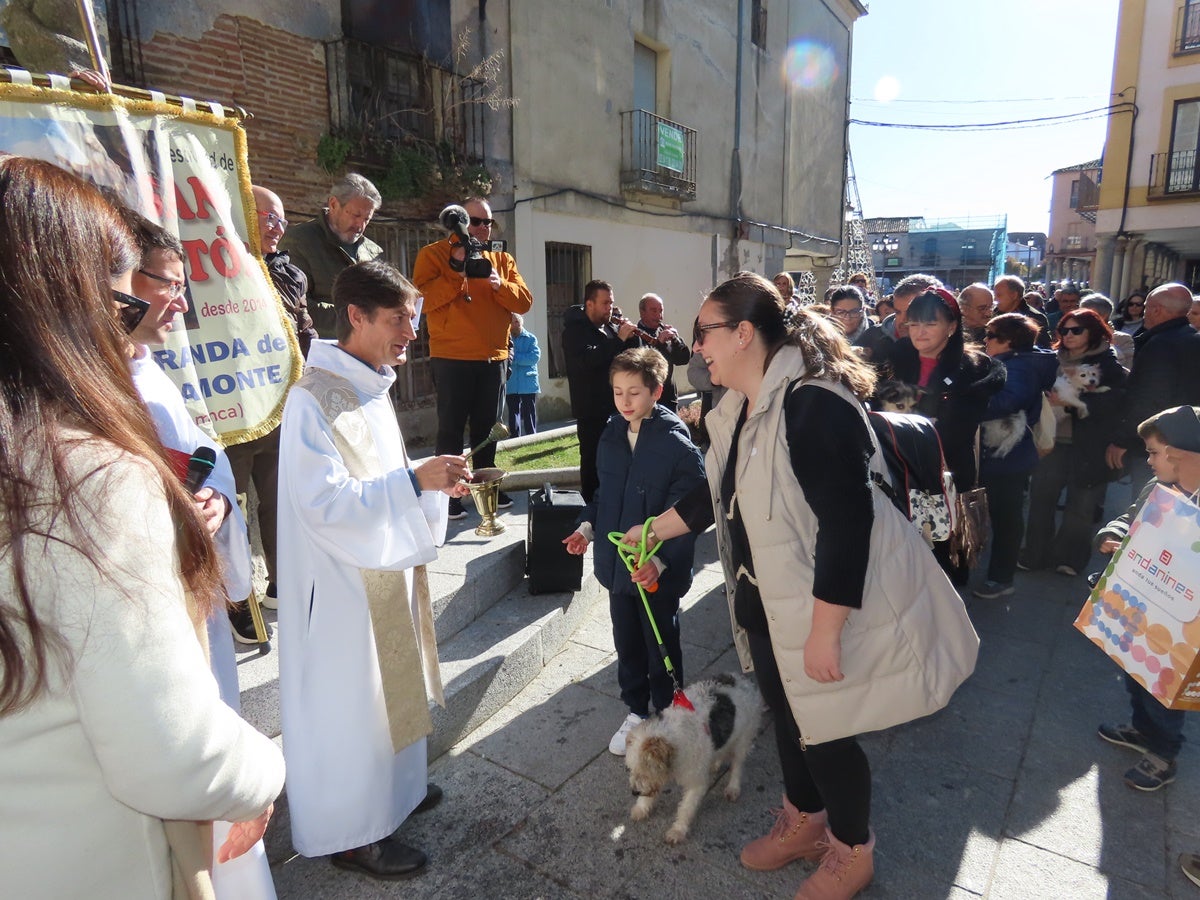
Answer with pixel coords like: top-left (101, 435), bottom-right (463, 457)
top-left (564, 348), bottom-right (706, 755)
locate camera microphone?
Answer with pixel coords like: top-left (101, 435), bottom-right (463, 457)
top-left (439, 204), bottom-right (472, 243)
top-left (182, 446), bottom-right (217, 494)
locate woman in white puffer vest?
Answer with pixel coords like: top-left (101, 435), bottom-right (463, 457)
top-left (624, 273), bottom-right (978, 900)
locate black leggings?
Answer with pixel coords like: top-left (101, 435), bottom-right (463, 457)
top-left (746, 629), bottom-right (871, 847)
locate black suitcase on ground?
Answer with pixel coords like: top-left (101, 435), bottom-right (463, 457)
top-left (526, 483), bottom-right (586, 594)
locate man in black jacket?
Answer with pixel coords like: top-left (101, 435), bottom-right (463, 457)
top-left (224, 185), bottom-right (319, 620)
top-left (1106, 282), bottom-right (1200, 497)
top-left (562, 280), bottom-right (641, 501)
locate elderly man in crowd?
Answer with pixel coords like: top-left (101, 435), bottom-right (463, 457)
top-left (994, 275), bottom-right (1050, 347)
top-left (958, 283), bottom-right (996, 344)
top-left (635, 292), bottom-right (691, 409)
top-left (1106, 282), bottom-right (1200, 496)
top-left (279, 173), bottom-right (383, 335)
top-left (883, 272), bottom-right (942, 340)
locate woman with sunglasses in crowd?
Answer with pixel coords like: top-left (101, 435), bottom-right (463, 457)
top-left (1020, 308), bottom-right (1127, 578)
top-left (972, 314), bottom-right (1059, 599)
top-left (623, 274), bottom-right (977, 900)
top-left (886, 288), bottom-right (1006, 582)
top-left (1113, 291), bottom-right (1147, 335)
top-left (0, 156), bottom-right (284, 899)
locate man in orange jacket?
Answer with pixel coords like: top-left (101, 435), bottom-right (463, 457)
top-left (413, 197), bottom-right (533, 518)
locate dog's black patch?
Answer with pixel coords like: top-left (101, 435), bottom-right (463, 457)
top-left (708, 691), bottom-right (736, 750)
top-left (711, 672), bottom-right (736, 687)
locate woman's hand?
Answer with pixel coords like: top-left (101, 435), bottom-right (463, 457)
top-left (621, 524), bottom-right (646, 548)
top-left (804, 599), bottom-right (849, 683)
top-left (216, 804), bottom-right (273, 864)
top-left (1098, 538), bottom-right (1120, 555)
top-left (803, 629), bottom-right (843, 683)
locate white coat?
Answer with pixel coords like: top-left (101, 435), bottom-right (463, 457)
top-left (0, 435), bottom-right (284, 899)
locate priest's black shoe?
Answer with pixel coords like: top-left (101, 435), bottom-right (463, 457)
top-left (413, 783), bottom-right (443, 814)
top-left (329, 836), bottom-right (427, 880)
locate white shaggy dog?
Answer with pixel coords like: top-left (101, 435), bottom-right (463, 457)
top-left (1052, 362), bottom-right (1108, 421)
top-left (624, 674), bottom-right (761, 845)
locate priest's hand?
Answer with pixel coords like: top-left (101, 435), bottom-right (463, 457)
top-left (194, 487), bottom-right (229, 536)
top-left (216, 803), bottom-right (273, 864)
top-left (416, 454), bottom-right (470, 494)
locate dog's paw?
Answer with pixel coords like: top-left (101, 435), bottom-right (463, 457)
top-left (724, 784), bottom-right (741, 802)
top-left (630, 800), bottom-right (651, 822)
top-left (664, 826), bottom-right (688, 845)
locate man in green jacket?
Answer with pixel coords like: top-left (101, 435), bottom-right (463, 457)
top-left (280, 173), bottom-right (383, 335)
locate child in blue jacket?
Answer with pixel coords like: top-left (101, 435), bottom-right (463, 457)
top-left (564, 348), bottom-right (706, 755)
top-left (506, 313), bottom-right (541, 437)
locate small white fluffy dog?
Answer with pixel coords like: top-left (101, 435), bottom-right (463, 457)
top-left (624, 674), bottom-right (761, 844)
top-left (1052, 363), bottom-right (1108, 421)
top-left (981, 411), bottom-right (1027, 459)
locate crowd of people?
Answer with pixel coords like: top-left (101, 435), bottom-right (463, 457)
top-left (2, 150), bottom-right (1198, 900)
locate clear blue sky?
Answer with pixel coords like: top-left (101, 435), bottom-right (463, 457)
top-left (848, 0), bottom-right (1121, 234)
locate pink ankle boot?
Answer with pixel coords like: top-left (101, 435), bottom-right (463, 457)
top-left (794, 828), bottom-right (875, 900)
top-left (740, 796), bottom-right (828, 871)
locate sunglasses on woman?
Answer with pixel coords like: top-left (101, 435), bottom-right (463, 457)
top-left (112, 289), bottom-right (150, 333)
top-left (1057, 325), bottom-right (1087, 336)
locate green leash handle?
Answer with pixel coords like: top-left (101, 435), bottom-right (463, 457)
top-left (608, 518), bottom-right (673, 673)
top-left (606, 518), bottom-right (693, 709)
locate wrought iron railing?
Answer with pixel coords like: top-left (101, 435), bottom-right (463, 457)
top-left (1177, 1), bottom-right (1200, 54)
top-left (326, 38), bottom-right (485, 166)
top-left (1148, 150), bottom-right (1200, 198)
top-left (619, 109), bottom-right (697, 201)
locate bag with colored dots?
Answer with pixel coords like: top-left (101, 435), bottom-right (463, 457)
top-left (1075, 484), bottom-right (1200, 710)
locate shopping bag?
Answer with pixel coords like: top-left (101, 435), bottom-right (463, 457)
top-left (1074, 484), bottom-right (1200, 710)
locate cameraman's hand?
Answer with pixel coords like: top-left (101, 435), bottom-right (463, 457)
top-left (450, 242), bottom-right (466, 262)
top-left (487, 271), bottom-right (503, 291)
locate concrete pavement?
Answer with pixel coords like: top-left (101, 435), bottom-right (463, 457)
top-left (254, 491), bottom-right (1197, 899)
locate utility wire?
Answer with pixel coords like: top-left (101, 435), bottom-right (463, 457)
top-left (849, 103), bottom-right (1132, 132)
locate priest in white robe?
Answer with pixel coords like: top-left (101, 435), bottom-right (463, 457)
top-left (276, 259), bottom-right (470, 880)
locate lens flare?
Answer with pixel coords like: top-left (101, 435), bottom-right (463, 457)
top-left (873, 75), bottom-right (901, 103)
top-left (784, 40), bottom-right (839, 91)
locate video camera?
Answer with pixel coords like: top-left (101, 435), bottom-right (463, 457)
top-left (439, 205), bottom-right (507, 279)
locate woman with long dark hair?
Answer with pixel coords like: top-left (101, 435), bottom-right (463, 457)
top-left (1021, 307), bottom-right (1127, 576)
top-left (0, 157), bottom-right (284, 899)
top-left (1113, 291), bottom-right (1147, 335)
top-left (623, 274), bottom-right (977, 900)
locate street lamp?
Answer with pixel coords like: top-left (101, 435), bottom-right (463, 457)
top-left (871, 234), bottom-right (899, 254)
top-left (1026, 238), bottom-right (1036, 281)
top-left (961, 239), bottom-right (975, 288)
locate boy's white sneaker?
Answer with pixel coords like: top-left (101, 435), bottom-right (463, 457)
top-left (608, 712), bottom-right (646, 756)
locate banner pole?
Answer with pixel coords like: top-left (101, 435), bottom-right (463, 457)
top-left (74, 0), bottom-right (112, 90)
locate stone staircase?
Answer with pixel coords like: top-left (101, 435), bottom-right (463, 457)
top-left (234, 490), bottom-right (604, 760)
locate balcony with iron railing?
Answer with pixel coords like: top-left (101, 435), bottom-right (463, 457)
top-left (619, 109), bottom-right (697, 202)
top-left (1176, 1), bottom-right (1200, 55)
top-left (325, 38), bottom-right (485, 170)
top-left (1148, 150), bottom-right (1200, 199)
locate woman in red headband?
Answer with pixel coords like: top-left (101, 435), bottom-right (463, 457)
top-left (886, 287), bottom-right (1005, 583)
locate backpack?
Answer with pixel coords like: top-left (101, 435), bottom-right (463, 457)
top-left (867, 410), bottom-right (957, 545)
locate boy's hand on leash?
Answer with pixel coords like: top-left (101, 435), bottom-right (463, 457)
top-left (630, 558), bottom-right (660, 588)
top-left (563, 531), bottom-right (590, 555)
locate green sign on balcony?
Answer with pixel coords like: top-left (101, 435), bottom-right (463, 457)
top-left (656, 122), bottom-right (685, 173)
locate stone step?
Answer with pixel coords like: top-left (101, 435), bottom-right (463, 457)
top-left (428, 568), bottom-right (605, 758)
top-left (234, 490), bottom-right (590, 750)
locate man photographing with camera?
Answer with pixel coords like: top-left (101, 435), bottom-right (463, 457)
top-left (414, 197), bottom-right (533, 518)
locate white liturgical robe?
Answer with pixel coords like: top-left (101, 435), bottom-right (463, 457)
top-left (277, 339), bottom-right (448, 857)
